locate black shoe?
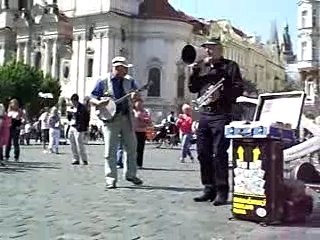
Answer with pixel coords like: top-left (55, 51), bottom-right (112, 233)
top-left (193, 192), bottom-right (216, 202)
top-left (126, 177), bottom-right (143, 185)
top-left (83, 161), bottom-right (88, 165)
top-left (0, 161), bottom-right (5, 167)
top-left (213, 192), bottom-right (228, 206)
top-left (72, 161), bottom-right (80, 165)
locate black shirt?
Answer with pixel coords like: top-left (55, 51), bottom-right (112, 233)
top-left (188, 57), bottom-right (243, 114)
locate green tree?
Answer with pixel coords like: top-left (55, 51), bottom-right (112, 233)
top-left (0, 61), bottom-right (61, 118)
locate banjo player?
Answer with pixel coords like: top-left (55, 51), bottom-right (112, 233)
top-left (90, 56), bottom-right (143, 189)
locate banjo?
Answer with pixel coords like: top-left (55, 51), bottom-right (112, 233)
top-left (96, 82), bottom-right (150, 121)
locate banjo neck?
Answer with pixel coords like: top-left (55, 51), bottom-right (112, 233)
top-left (108, 83), bottom-right (150, 104)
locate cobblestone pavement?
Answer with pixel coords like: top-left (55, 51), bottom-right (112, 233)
top-left (0, 145), bottom-right (319, 240)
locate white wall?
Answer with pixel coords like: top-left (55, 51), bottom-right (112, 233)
top-left (57, 0), bottom-right (142, 17)
top-left (297, 1), bottom-right (315, 68)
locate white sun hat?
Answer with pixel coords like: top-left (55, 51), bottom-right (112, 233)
top-left (112, 56), bottom-right (134, 68)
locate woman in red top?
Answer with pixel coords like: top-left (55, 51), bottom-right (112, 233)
top-left (176, 104), bottom-right (194, 163)
top-left (0, 103), bottom-right (11, 165)
top-left (133, 99), bottom-right (152, 168)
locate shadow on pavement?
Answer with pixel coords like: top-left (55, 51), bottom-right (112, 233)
top-left (120, 185), bottom-right (202, 192)
top-left (275, 207), bottom-right (320, 228)
top-left (142, 167), bottom-right (197, 172)
top-left (0, 161), bottom-right (61, 174)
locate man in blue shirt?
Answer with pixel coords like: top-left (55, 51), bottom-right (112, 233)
top-left (90, 56), bottom-right (143, 189)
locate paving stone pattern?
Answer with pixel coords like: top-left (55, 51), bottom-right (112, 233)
top-left (0, 145), bottom-right (319, 240)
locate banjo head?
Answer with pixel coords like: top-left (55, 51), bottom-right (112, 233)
top-left (96, 100), bottom-right (117, 121)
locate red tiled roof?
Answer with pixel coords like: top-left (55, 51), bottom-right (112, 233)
top-left (138, 0), bottom-right (208, 35)
top-left (138, 0), bottom-right (185, 21)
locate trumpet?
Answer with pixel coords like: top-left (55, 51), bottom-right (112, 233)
top-left (192, 78), bottom-right (225, 110)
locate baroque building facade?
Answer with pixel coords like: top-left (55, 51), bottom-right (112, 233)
top-left (297, 0), bottom-right (320, 108)
top-left (0, 0), bottom-right (208, 121)
top-left (208, 20), bottom-right (286, 93)
top-left (0, 0), bottom-right (288, 121)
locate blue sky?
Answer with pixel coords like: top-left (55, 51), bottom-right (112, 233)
top-left (168, 0), bottom-right (297, 51)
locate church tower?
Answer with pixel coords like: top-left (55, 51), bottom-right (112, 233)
top-left (269, 20), bottom-right (281, 59)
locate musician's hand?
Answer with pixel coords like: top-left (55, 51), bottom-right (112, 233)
top-left (130, 92), bottom-right (139, 100)
top-left (99, 98), bottom-right (110, 107)
top-left (203, 56), bottom-right (213, 64)
top-left (209, 90), bottom-right (221, 103)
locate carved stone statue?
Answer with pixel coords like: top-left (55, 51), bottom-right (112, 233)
top-left (283, 24), bottom-right (292, 53)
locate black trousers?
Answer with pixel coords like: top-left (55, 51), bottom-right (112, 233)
top-left (136, 132), bottom-right (146, 167)
top-left (42, 129), bottom-right (49, 149)
top-left (196, 113), bottom-right (231, 194)
top-left (5, 127), bottom-right (21, 160)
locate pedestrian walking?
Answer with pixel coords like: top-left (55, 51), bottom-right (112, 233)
top-left (67, 94), bottom-right (90, 165)
top-left (48, 106), bottom-right (61, 154)
top-left (5, 99), bottom-right (24, 161)
top-left (0, 103), bottom-right (11, 166)
top-left (176, 104), bottom-right (194, 163)
top-left (133, 99), bottom-right (151, 168)
top-left (39, 108), bottom-right (50, 152)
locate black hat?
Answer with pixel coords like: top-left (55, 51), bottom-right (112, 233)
top-left (201, 36), bottom-right (222, 47)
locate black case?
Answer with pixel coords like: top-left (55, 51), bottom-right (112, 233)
top-left (231, 138), bottom-right (284, 225)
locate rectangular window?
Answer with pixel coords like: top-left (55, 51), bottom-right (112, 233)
top-left (18, 0), bottom-right (28, 10)
top-left (87, 58), bottom-right (93, 77)
top-left (302, 10), bottom-right (308, 28)
top-left (301, 41), bottom-right (307, 60)
top-left (312, 9), bottom-right (317, 28)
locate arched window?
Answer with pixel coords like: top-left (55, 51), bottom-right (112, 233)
top-left (147, 67), bottom-right (161, 97)
top-left (35, 52), bottom-right (42, 69)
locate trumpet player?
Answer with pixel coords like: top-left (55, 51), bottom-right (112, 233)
top-left (188, 38), bottom-right (243, 206)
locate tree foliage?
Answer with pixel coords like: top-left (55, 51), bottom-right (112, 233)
top-left (0, 61), bottom-right (61, 118)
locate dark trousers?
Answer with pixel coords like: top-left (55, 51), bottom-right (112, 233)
top-left (197, 113), bottom-right (231, 194)
top-left (117, 142), bottom-right (124, 168)
top-left (42, 129), bottom-right (49, 149)
top-left (136, 132), bottom-right (146, 167)
top-left (5, 127), bottom-right (21, 160)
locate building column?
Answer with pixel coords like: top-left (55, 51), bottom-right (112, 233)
top-left (24, 41), bottom-right (31, 65)
top-left (51, 39), bottom-right (58, 78)
top-left (43, 40), bottom-right (52, 76)
top-left (16, 42), bottom-right (22, 62)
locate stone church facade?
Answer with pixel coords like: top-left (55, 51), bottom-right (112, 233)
top-left (0, 0), bottom-right (209, 121)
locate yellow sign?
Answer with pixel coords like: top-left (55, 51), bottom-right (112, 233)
top-left (233, 208), bottom-right (247, 215)
top-left (252, 147), bottom-right (261, 162)
top-left (233, 197), bottom-right (266, 207)
top-left (237, 146), bottom-right (244, 161)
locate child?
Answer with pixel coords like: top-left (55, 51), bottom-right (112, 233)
top-left (176, 104), bottom-right (194, 163)
top-left (0, 104), bottom-right (11, 166)
top-left (48, 107), bottom-right (61, 154)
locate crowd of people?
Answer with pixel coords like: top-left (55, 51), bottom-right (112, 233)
top-left (1, 36), bottom-right (243, 207)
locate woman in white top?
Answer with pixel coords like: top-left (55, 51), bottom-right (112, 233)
top-left (5, 99), bottom-right (24, 161)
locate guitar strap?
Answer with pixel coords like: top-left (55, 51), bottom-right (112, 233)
top-left (104, 73), bottom-right (114, 99)
top-left (104, 73), bottom-right (135, 98)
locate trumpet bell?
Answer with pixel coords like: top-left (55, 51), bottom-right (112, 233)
top-left (181, 44), bottom-right (208, 65)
